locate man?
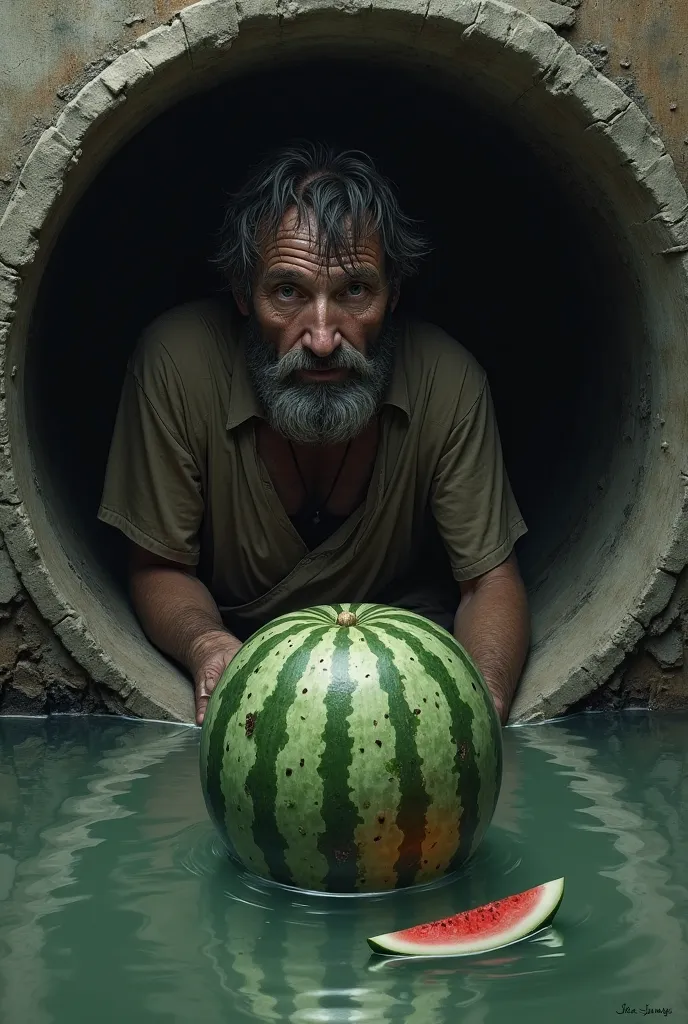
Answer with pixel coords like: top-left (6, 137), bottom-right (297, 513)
top-left (98, 143), bottom-right (530, 727)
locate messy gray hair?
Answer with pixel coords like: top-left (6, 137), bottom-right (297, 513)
top-left (217, 141), bottom-right (429, 300)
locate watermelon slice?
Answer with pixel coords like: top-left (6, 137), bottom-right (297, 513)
top-left (367, 878), bottom-right (564, 957)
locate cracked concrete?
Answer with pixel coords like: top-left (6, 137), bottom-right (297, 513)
top-left (0, 0), bottom-right (687, 722)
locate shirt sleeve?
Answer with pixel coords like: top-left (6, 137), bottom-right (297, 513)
top-left (97, 326), bottom-right (204, 566)
top-left (431, 374), bottom-right (527, 581)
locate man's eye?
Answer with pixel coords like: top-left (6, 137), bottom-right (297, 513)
top-left (276, 285), bottom-right (298, 299)
top-left (345, 283), bottom-right (366, 298)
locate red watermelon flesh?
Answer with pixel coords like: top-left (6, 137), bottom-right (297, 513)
top-left (367, 878), bottom-right (564, 957)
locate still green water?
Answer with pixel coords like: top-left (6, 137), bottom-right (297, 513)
top-left (0, 712), bottom-right (685, 1023)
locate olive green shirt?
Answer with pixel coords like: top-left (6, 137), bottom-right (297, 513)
top-left (98, 300), bottom-right (527, 640)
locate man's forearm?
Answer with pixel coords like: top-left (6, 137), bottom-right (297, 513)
top-left (130, 566), bottom-right (241, 675)
top-left (453, 566), bottom-right (530, 724)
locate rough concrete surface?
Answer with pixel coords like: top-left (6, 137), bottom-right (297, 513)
top-left (0, 0), bottom-right (686, 206)
top-left (0, 579), bottom-right (117, 716)
top-left (0, 0), bottom-right (687, 721)
top-left (518, 0), bottom-right (575, 30)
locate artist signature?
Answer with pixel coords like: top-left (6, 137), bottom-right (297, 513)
top-left (616, 1005), bottom-right (672, 1017)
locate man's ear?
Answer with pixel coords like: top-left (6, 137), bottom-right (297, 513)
top-left (390, 280), bottom-right (401, 313)
top-left (231, 285), bottom-right (250, 317)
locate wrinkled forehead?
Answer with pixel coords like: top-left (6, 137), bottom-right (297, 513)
top-left (258, 207), bottom-right (384, 277)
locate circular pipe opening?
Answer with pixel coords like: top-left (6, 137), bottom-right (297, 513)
top-left (6, 4), bottom-right (688, 722)
top-left (32, 56), bottom-right (635, 588)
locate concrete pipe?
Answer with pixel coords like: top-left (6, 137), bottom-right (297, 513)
top-left (1, 0), bottom-right (688, 723)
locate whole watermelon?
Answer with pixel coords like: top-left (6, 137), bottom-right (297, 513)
top-left (199, 603), bottom-right (502, 893)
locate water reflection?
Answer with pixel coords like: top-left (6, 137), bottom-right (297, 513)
top-left (0, 718), bottom-right (194, 1024)
top-left (0, 713), bottom-right (686, 1023)
top-left (519, 714), bottom-right (688, 1012)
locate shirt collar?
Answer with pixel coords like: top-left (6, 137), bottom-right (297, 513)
top-left (226, 327), bottom-right (410, 431)
top-left (225, 340), bottom-right (264, 430)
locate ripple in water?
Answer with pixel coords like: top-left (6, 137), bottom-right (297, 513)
top-left (174, 821), bottom-right (562, 1023)
top-left (176, 819), bottom-right (523, 909)
top-left (96, 718), bottom-right (688, 1019)
top-left (3, 715), bottom-right (684, 1023)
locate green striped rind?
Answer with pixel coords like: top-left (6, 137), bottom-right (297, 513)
top-left (200, 603), bottom-right (502, 891)
top-left (315, 622), bottom-right (364, 889)
top-left (244, 625), bottom-right (331, 885)
top-left (201, 613), bottom-right (319, 874)
top-left (275, 633), bottom-right (333, 888)
top-left (372, 609), bottom-right (502, 863)
top-left (358, 626), bottom-right (430, 887)
top-left (345, 641), bottom-right (403, 892)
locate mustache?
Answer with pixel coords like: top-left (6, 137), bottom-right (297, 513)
top-left (242, 311), bottom-right (399, 445)
top-left (268, 339), bottom-right (375, 383)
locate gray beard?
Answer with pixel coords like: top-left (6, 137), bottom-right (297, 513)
top-left (242, 311), bottom-right (400, 445)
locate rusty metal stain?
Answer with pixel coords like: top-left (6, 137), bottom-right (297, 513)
top-left (0, 47), bottom-right (84, 181)
top-left (0, 0), bottom-right (687, 195)
top-left (153, 0), bottom-right (188, 20)
top-left (572, 0), bottom-right (688, 182)
top-left (0, 0), bottom-right (172, 194)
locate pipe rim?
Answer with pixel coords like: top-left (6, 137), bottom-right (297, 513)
top-left (1, 0), bottom-right (687, 722)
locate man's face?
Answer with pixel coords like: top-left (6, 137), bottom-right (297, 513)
top-left (237, 208), bottom-right (400, 446)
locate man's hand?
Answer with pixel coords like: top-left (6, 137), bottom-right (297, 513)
top-left (189, 629), bottom-right (243, 726)
top-left (491, 694), bottom-right (508, 726)
top-left (127, 545), bottom-right (245, 726)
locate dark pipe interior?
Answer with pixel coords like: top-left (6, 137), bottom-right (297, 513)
top-left (28, 56), bottom-right (629, 599)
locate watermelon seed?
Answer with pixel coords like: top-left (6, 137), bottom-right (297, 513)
top-left (359, 747), bottom-right (365, 753)
top-left (300, 715), bottom-right (306, 721)
top-left (435, 691), bottom-right (439, 697)
top-left (373, 719), bottom-right (377, 726)
top-left (373, 836), bottom-right (381, 842)
top-left (435, 702), bottom-right (440, 708)
top-left (422, 698), bottom-right (427, 703)
top-left (413, 708), bottom-right (421, 715)
top-left (299, 758), bottom-right (305, 767)
top-left (377, 814), bottom-right (385, 824)
top-left (423, 859), bottom-right (428, 864)
top-left (286, 768), bottom-right (293, 776)
top-left (365, 674), bottom-right (370, 679)
top-left (225, 743), bottom-right (229, 751)
top-left (302, 688), bottom-right (308, 694)
top-left (384, 713), bottom-right (389, 719)
top-left (247, 693), bottom-right (252, 699)
top-left (431, 841), bottom-right (437, 849)
top-left (375, 739), bottom-right (382, 747)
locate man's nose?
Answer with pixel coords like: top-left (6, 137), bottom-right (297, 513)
top-left (301, 297), bottom-right (342, 357)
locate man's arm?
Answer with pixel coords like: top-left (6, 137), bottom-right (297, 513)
top-left (128, 543), bottom-right (242, 724)
top-left (453, 554), bottom-right (530, 725)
